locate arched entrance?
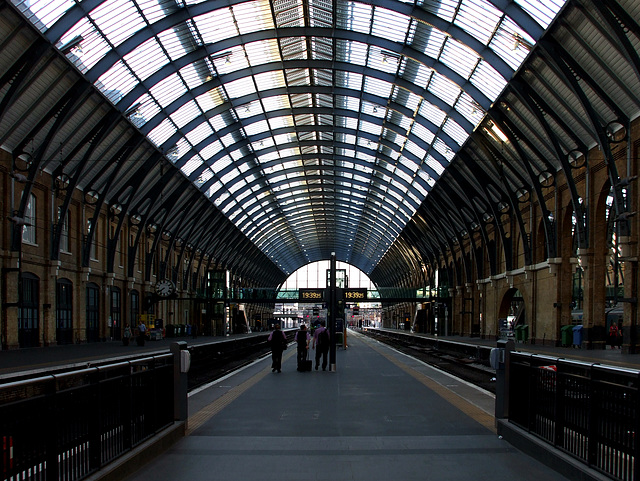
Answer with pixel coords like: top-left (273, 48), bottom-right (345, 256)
top-left (19, 272), bottom-right (40, 348)
top-left (86, 283), bottom-right (100, 342)
top-left (498, 288), bottom-right (526, 339)
top-left (56, 278), bottom-right (73, 345)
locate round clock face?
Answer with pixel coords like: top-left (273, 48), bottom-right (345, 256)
top-left (155, 279), bottom-right (175, 297)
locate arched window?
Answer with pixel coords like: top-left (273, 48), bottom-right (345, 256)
top-left (22, 193), bottom-right (36, 244)
top-left (58, 206), bottom-right (70, 253)
top-left (19, 272), bottom-right (39, 347)
top-left (56, 278), bottom-right (73, 345)
top-left (110, 286), bottom-right (121, 340)
top-left (86, 283), bottom-right (100, 342)
top-left (130, 289), bottom-right (139, 327)
top-left (87, 219), bottom-right (97, 260)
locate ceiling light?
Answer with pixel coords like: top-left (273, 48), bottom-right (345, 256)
top-left (60, 35), bottom-right (83, 55)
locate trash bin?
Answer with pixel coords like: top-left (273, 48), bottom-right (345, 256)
top-left (514, 325), bottom-right (523, 342)
top-left (572, 325), bottom-right (583, 348)
top-left (514, 325), bottom-right (528, 342)
top-left (561, 325), bottom-right (573, 347)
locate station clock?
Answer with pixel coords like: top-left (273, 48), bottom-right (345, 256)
top-left (154, 279), bottom-right (176, 298)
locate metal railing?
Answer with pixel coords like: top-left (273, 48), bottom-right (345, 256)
top-left (508, 352), bottom-right (639, 481)
top-left (1, 353), bottom-right (174, 481)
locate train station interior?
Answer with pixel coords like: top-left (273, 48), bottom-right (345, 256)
top-left (1, 0), bottom-right (640, 353)
top-left (3, 2), bottom-right (640, 480)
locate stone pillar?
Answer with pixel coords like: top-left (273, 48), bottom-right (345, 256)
top-left (619, 236), bottom-right (638, 353)
top-left (577, 247), bottom-right (607, 349)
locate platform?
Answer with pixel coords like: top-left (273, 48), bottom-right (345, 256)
top-left (405, 330), bottom-right (640, 369)
top-left (121, 330), bottom-right (580, 481)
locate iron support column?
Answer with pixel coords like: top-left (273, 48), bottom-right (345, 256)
top-left (329, 252), bottom-right (337, 371)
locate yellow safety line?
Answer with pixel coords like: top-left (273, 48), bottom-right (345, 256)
top-left (186, 348), bottom-right (296, 435)
top-left (361, 335), bottom-right (497, 434)
top-left (187, 338), bottom-right (495, 436)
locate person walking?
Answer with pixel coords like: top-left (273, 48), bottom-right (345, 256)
top-left (608, 322), bottom-right (620, 349)
top-left (268, 324), bottom-right (287, 373)
top-left (295, 324), bottom-right (311, 371)
top-left (137, 321), bottom-right (146, 346)
top-left (312, 321), bottom-right (330, 371)
top-left (122, 323), bottom-right (132, 346)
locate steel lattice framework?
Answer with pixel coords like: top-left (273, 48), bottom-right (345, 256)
top-left (1, 0), bottom-right (639, 288)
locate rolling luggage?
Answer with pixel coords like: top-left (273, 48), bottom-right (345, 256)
top-left (301, 358), bottom-right (313, 371)
top-left (298, 350), bottom-right (312, 371)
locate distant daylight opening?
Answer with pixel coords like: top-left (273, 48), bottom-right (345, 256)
top-left (275, 261), bottom-right (381, 330)
top-left (281, 261), bottom-right (377, 290)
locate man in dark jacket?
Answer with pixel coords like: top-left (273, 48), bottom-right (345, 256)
top-left (295, 324), bottom-right (310, 371)
top-left (312, 321), bottom-right (330, 371)
top-left (267, 324), bottom-right (287, 373)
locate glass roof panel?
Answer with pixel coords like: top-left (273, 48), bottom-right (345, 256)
top-left (233, 1), bottom-right (275, 35)
top-left (171, 100), bottom-right (200, 129)
top-left (244, 119), bottom-right (270, 136)
top-left (246, 39), bottom-right (282, 66)
top-left (59, 19), bottom-right (110, 72)
top-left (371, 7), bottom-right (411, 44)
top-left (200, 142), bottom-right (222, 161)
top-left (225, 77), bottom-right (257, 99)
top-left (337, 2), bottom-right (373, 34)
top-left (96, 60), bottom-right (138, 103)
top-left (15, 0), bottom-right (73, 28)
top-left (19, 0), bottom-right (567, 275)
top-left (442, 117), bottom-right (468, 146)
top-left (150, 73), bottom-right (187, 108)
top-left (186, 122), bottom-right (214, 146)
top-left (157, 28), bottom-right (191, 62)
top-left (410, 122), bottom-right (436, 146)
top-left (428, 72), bottom-right (461, 107)
top-left (182, 155), bottom-right (203, 177)
top-left (470, 60), bottom-right (507, 101)
top-left (255, 70), bottom-right (286, 91)
top-left (196, 87), bottom-right (226, 112)
top-left (440, 37), bottom-right (480, 81)
top-left (263, 95), bottom-right (291, 112)
top-left (90, 0), bottom-right (145, 47)
top-left (194, 9), bottom-right (238, 44)
top-left (454, 0), bottom-right (502, 45)
top-left (125, 38), bottom-right (168, 81)
top-left (456, 91), bottom-right (485, 126)
top-left (209, 112), bottom-right (233, 132)
top-left (136, 0), bottom-right (170, 24)
top-left (363, 77), bottom-right (393, 99)
top-left (367, 48), bottom-right (401, 76)
top-left (515, 0), bottom-right (566, 28)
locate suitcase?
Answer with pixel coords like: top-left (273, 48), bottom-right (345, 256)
top-left (301, 359), bottom-right (313, 371)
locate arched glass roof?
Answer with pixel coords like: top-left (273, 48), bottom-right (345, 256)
top-left (12, 0), bottom-right (565, 275)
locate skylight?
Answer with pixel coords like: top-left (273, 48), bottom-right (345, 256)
top-left (13, 0), bottom-right (567, 274)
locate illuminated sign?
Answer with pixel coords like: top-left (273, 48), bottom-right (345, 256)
top-left (299, 288), bottom-right (324, 300)
top-left (344, 288), bottom-right (367, 300)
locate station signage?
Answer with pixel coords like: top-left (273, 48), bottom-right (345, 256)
top-left (298, 288), bottom-right (367, 301)
top-left (299, 288), bottom-right (324, 301)
top-left (343, 288), bottom-right (367, 300)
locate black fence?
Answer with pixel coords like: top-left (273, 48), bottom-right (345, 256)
top-left (187, 330), bottom-right (296, 390)
top-left (508, 352), bottom-right (639, 481)
top-left (1, 354), bottom-right (174, 481)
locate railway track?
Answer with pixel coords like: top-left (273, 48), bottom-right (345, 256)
top-left (360, 329), bottom-right (497, 394)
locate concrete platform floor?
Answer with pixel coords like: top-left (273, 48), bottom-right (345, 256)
top-left (123, 330), bottom-right (575, 481)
